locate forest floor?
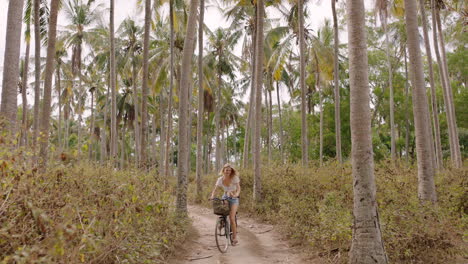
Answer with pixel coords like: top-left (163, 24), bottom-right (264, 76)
top-left (169, 205), bottom-right (316, 264)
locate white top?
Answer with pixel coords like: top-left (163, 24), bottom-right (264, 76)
top-left (216, 175), bottom-right (240, 192)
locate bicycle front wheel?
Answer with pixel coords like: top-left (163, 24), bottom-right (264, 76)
top-left (215, 217), bottom-right (229, 253)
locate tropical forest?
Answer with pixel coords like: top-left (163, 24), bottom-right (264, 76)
top-left (0, 0), bottom-right (466, 263)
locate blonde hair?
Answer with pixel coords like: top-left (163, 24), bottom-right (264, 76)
top-left (219, 163), bottom-right (238, 178)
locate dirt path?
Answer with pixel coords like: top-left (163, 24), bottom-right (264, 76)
top-left (169, 205), bottom-right (309, 264)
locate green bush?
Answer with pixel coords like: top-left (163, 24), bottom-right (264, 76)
top-left (0, 148), bottom-right (186, 263)
top-left (189, 162), bottom-right (466, 263)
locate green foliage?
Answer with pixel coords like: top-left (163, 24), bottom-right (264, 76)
top-left (0, 149), bottom-right (187, 263)
top-left (190, 163), bottom-right (466, 263)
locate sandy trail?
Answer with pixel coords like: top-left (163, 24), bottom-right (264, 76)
top-left (169, 205), bottom-right (308, 264)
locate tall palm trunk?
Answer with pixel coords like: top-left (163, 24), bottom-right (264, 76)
top-left (196, 0), bottom-right (205, 202)
top-left (419, 0), bottom-right (443, 169)
top-left (140, 0), bottom-right (151, 167)
top-left (404, 48), bottom-right (410, 163)
top-left (56, 64), bottom-right (62, 152)
top-left (331, 0), bottom-right (342, 163)
top-left (21, 41), bottom-right (31, 147)
top-left (160, 97), bottom-right (166, 175)
top-left (347, 0), bottom-right (388, 262)
top-left (176, 0), bottom-right (199, 214)
top-left (242, 23), bottom-right (256, 168)
top-left (253, 0), bottom-right (264, 202)
top-left (101, 84), bottom-right (110, 162)
top-left (264, 84), bottom-right (271, 163)
top-left (268, 87), bottom-right (273, 163)
top-left (33, 0), bottom-right (40, 149)
top-left (298, 0), bottom-right (308, 167)
top-left (132, 63), bottom-right (140, 165)
top-left (215, 53), bottom-right (222, 172)
top-left (404, 0), bottom-right (436, 202)
top-left (88, 89), bottom-right (95, 159)
top-left (434, 4), bottom-right (461, 168)
top-left (110, 0), bottom-right (118, 160)
top-left (382, 16), bottom-right (396, 162)
top-left (164, 0), bottom-right (175, 179)
top-left (1, 0), bottom-right (25, 132)
top-left (318, 74), bottom-right (323, 167)
top-left (276, 81), bottom-right (284, 164)
top-left (38, 0), bottom-right (60, 169)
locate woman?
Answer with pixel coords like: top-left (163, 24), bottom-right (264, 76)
top-left (210, 163), bottom-right (241, 245)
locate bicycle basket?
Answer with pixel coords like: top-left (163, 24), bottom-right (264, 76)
top-left (212, 199), bottom-right (230, 215)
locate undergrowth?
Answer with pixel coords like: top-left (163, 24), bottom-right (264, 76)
top-left (189, 161), bottom-right (467, 263)
top-left (0, 147), bottom-right (187, 263)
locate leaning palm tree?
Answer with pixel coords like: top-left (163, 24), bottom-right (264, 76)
top-left (404, 0), bottom-right (436, 202)
top-left (1, 0), bottom-right (25, 132)
top-left (38, 0), bottom-right (60, 169)
top-left (176, 0), bottom-right (199, 214)
top-left (347, 0), bottom-right (388, 262)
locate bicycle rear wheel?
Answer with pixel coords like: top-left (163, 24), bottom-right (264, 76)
top-left (215, 217), bottom-right (229, 253)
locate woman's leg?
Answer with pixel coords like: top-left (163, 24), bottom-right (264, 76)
top-left (229, 203), bottom-right (239, 241)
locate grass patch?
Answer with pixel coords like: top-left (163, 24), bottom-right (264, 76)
top-left (1, 148), bottom-right (187, 263)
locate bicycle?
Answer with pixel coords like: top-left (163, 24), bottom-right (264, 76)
top-left (210, 197), bottom-right (238, 253)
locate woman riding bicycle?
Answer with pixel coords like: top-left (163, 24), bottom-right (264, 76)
top-left (210, 163), bottom-right (241, 245)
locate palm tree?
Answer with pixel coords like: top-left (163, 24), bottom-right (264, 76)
top-left (140, 0), bottom-right (151, 167)
top-left (110, 0), bottom-right (118, 160)
top-left (375, 0), bottom-right (396, 162)
top-left (331, 0), bottom-right (342, 163)
top-left (196, 0), bottom-right (205, 202)
top-left (298, 0), bottom-right (308, 167)
top-left (38, 0), bottom-right (60, 168)
top-left (176, 0), bottom-right (199, 214)
top-left (347, 0), bottom-right (388, 262)
top-left (404, 0), bottom-right (436, 202)
top-left (433, 0), bottom-right (462, 168)
top-left (419, 0), bottom-right (443, 169)
top-left (32, 0), bottom-right (41, 149)
top-left (1, 0), bottom-right (25, 132)
top-left (253, 0), bottom-right (264, 202)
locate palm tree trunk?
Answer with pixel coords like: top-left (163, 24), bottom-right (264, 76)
top-left (38, 0), bottom-right (60, 169)
top-left (332, 0), bottom-right (342, 163)
top-left (347, 0), bottom-right (388, 262)
top-left (253, 0), bottom-right (264, 202)
top-left (404, 48), bottom-right (410, 163)
top-left (268, 86), bottom-right (273, 163)
top-left (242, 25), bottom-right (256, 169)
top-left (317, 71), bottom-right (323, 167)
top-left (120, 122), bottom-right (125, 168)
top-left (164, 0), bottom-right (175, 179)
top-left (196, 0), bottom-right (205, 202)
top-left (160, 96), bottom-right (166, 175)
top-left (215, 63), bottom-right (222, 172)
top-left (434, 6), bottom-right (461, 168)
top-left (383, 18), bottom-right (396, 162)
top-left (89, 90), bottom-right (95, 160)
top-left (140, 0), bottom-right (151, 167)
top-left (33, 0), bottom-right (41, 149)
top-left (101, 84), bottom-right (110, 162)
top-left (21, 41), bottom-right (30, 147)
top-left (110, 0), bottom-right (118, 160)
top-left (404, 0), bottom-right (436, 202)
top-left (264, 85), bottom-right (271, 164)
top-left (298, 0), bottom-right (308, 167)
top-left (176, 0), bottom-right (199, 214)
top-left (56, 64), bottom-right (62, 152)
top-left (276, 81), bottom-right (284, 164)
top-left (132, 63), bottom-right (140, 165)
top-left (419, 0), bottom-right (443, 169)
top-left (1, 0), bottom-right (25, 132)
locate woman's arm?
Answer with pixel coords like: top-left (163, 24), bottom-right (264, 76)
top-left (233, 182), bottom-right (241, 198)
top-left (210, 185), bottom-right (219, 199)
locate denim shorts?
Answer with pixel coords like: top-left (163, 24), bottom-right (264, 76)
top-left (222, 194), bottom-right (239, 205)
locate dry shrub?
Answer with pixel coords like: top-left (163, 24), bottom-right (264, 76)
top-left (189, 161), bottom-right (466, 263)
top-left (0, 147), bottom-right (186, 263)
